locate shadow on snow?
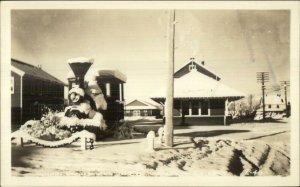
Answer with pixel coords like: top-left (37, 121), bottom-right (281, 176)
top-left (175, 129), bottom-right (251, 138)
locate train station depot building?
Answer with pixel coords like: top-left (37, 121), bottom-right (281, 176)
top-left (151, 60), bottom-right (245, 125)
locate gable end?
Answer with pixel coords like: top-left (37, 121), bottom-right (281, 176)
top-left (126, 100), bottom-right (148, 107)
top-left (174, 61), bottom-right (221, 81)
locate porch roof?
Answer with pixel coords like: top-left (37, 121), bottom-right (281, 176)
top-left (126, 105), bottom-right (158, 110)
top-left (125, 98), bottom-right (162, 110)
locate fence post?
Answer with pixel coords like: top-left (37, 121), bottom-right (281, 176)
top-left (16, 137), bottom-right (23, 147)
top-left (146, 131), bottom-right (155, 152)
top-left (81, 137), bottom-right (86, 150)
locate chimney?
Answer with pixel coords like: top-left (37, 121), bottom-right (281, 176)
top-left (201, 61), bottom-right (205, 66)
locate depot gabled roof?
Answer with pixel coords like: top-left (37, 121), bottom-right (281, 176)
top-left (174, 60), bottom-right (221, 81)
top-left (11, 58), bottom-right (66, 86)
top-left (151, 69), bottom-right (245, 100)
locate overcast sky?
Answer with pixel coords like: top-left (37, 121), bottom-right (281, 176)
top-left (11, 10), bottom-right (290, 100)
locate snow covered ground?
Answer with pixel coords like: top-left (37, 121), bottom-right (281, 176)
top-left (11, 118), bottom-right (290, 177)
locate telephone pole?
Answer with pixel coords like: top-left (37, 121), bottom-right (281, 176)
top-left (280, 81), bottom-right (290, 111)
top-left (256, 72), bottom-right (269, 121)
top-left (165, 9), bottom-right (176, 147)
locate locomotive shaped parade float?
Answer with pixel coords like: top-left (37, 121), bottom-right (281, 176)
top-left (12, 57), bottom-right (127, 149)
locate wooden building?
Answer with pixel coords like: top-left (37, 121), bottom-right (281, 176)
top-left (257, 94), bottom-right (286, 113)
top-left (125, 99), bottom-right (162, 117)
top-left (67, 69), bottom-right (126, 127)
top-left (151, 59), bottom-right (245, 125)
top-left (11, 59), bottom-right (66, 126)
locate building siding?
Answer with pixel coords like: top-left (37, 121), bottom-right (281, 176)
top-left (11, 71), bottom-right (22, 124)
top-left (210, 108), bottom-right (225, 115)
top-left (11, 71), bottom-right (21, 108)
top-left (21, 76), bottom-right (65, 122)
top-left (263, 104), bottom-right (286, 112)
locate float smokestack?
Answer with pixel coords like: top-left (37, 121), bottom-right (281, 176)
top-left (68, 57), bottom-right (93, 88)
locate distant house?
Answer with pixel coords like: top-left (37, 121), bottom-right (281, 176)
top-left (11, 59), bottom-right (66, 125)
top-left (125, 99), bottom-right (162, 117)
top-left (151, 59), bottom-right (245, 125)
top-left (67, 69), bottom-right (127, 126)
top-left (257, 94), bottom-right (286, 113)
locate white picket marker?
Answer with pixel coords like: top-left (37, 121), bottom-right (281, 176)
top-left (81, 137), bottom-right (87, 150)
top-left (158, 127), bottom-right (164, 144)
top-left (16, 137), bottom-right (23, 147)
top-left (79, 130), bottom-right (96, 150)
top-left (146, 131), bottom-right (156, 152)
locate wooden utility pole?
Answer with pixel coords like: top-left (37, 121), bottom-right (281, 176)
top-left (256, 72), bottom-right (269, 121)
top-left (280, 81), bottom-right (290, 111)
top-left (164, 9), bottom-right (176, 147)
top-left (224, 98), bottom-right (229, 126)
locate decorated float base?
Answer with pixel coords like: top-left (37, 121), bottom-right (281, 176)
top-left (11, 111), bottom-right (132, 150)
top-left (11, 111), bottom-right (105, 150)
top-left (12, 130), bottom-right (96, 150)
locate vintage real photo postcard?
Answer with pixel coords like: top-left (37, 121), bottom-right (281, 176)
top-left (1, 1), bottom-right (299, 186)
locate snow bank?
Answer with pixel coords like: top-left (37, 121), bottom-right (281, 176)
top-left (67, 57), bottom-right (94, 64)
top-left (12, 130), bottom-right (95, 148)
top-left (58, 115), bottom-right (105, 129)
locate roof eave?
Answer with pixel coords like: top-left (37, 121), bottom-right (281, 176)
top-left (11, 65), bottom-right (25, 76)
top-left (23, 74), bottom-right (67, 86)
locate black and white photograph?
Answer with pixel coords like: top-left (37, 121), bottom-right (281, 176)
top-left (1, 1), bottom-right (299, 186)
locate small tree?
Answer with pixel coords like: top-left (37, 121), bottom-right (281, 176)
top-left (229, 94), bottom-right (259, 120)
